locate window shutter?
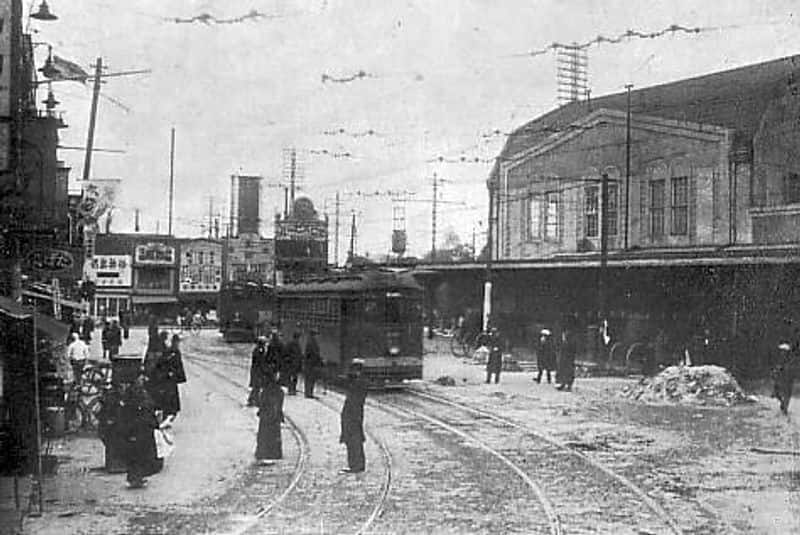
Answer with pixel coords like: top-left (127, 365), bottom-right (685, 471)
top-left (519, 195), bottom-right (527, 242)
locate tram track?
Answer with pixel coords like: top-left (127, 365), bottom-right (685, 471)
top-left (184, 349), bottom-right (392, 535)
top-left (394, 388), bottom-right (696, 534)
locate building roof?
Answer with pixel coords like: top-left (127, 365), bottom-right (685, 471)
top-left (493, 54), bottom-right (800, 177)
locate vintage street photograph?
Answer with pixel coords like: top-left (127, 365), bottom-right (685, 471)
top-left (1, 0), bottom-right (799, 533)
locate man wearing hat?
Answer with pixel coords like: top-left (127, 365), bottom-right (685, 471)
top-left (773, 341), bottom-right (799, 415)
top-left (303, 327), bottom-right (323, 398)
top-left (339, 359), bottom-right (367, 473)
top-left (248, 335), bottom-right (270, 406)
top-left (535, 328), bottom-right (556, 384)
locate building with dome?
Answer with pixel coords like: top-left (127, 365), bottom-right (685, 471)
top-left (274, 196), bottom-right (328, 282)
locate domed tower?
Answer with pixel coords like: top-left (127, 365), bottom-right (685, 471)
top-left (274, 196), bottom-right (329, 282)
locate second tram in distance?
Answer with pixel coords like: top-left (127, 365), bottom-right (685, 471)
top-left (278, 269), bottom-right (424, 386)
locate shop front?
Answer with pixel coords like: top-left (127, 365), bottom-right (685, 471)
top-left (131, 240), bottom-right (179, 323)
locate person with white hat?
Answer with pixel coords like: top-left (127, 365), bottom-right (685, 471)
top-left (247, 335), bottom-right (270, 406)
top-left (535, 328), bottom-right (556, 384)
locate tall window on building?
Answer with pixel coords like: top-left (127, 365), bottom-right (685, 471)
top-left (650, 180), bottom-right (666, 238)
top-left (671, 176), bottom-right (689, 235)
top-left (606, 184), bottom-right (618, 236)
top-left (528, 196), bottom-right (541, 240)
top-left (545, 192), bottom-right (559, 240)
top-left (783, 173), bottom-right (800, 204)
top-left (585, 186), bottom-right (599, 237)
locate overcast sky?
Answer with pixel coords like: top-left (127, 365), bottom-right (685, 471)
top-left (31, 0), bottom-right (800, 262)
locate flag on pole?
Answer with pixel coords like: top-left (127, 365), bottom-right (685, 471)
top-left (40, 55), bottom-right (89, 83)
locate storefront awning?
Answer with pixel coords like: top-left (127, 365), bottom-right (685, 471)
top-left (131, 295), bottom-right (178, 304)
top-left (0, 296), bottom-right (72, 342)
top-left (21, 290), bottom-right (85, 310)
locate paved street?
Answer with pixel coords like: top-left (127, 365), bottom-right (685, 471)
top-left (1, 329), bottom-right (796, 534)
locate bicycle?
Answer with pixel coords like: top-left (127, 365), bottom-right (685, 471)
top-left (450, 328), bottom-right (480, 357)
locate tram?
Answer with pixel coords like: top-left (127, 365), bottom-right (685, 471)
top-left (218, 280), bottom-right (275, 342)
top-left (276, 269), bottom-right (424, 386)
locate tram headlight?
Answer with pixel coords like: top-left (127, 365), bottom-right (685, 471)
top-left (388, 346), bottom-right (400, 356)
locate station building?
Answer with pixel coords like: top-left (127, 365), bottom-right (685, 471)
top-left (422, 54), bottom-right (800, 376)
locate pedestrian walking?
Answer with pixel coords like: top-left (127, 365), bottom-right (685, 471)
top-left (101, 319), bottom-right (111, 359)
top-left (66, 332), bottom-right (90, 384)
top-left (303, 328), bottom-right (323, 398)
top-left (267, 327), bottom-right (286, 388)
top-left (284, 331), bottom-right (303, 395)
top-left (255, 374), bottom-right (284, 465)
top-left (339, 359), bottom-right (367, 473)
top-left (120, 373), bottom-right (160, 488)
top-left (152, 334), bottom-right (187, 419)
top-left (485, 327), bottom-right (503, 384)
top-left (556, 319), bottom-right (578, 391)
top-left (248, 335), bottom-right (270, 406)
top-left (773, 342), bottom-right (799, 415)
top-left (81, 314), bottom-right (94, 344)
top-left (535, 328), bottom-right (556, 384)
top-left (119, 309), bottom-right (130, 340)
top-left (108, 319), bottom-right (123, 358)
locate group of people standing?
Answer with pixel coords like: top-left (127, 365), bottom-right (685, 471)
top-left (98, 318), bottom-right (187, 489)
top-left (534, 326), bottom-right (577, 391)
top-left (248, 325), bottom-right (367, 473)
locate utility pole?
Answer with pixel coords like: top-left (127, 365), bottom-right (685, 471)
top-left (168, 127), bottom-right (175, 236)
top-left (431, 172), bottom-right (439, 257)
top-left (134, 209), bottom-right (140, 232)
top-left (334, 191), bottom-right (340, 267)
top-left (207, 196), bottom-right (214, 239)
top-left (82, 58), bottom-right (102, 182)
top-left (484, 184), bottom-right (495, 331)
top-left (624, 83), bottom-right (633, 249)
top-left (348, 211), bottom-right (357, 261)
top-left (599, 172), bottom-right (609, 325)
top-left (289, 148), bottom-right (297, 210)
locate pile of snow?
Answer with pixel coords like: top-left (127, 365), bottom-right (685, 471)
top-left (621, 365), bottom-right (749, 406)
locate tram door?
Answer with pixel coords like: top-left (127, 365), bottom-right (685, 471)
top-left (340, 298), bottom-right (363, 367)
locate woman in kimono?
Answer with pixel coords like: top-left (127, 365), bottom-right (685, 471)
top-left (157, 334), bottom-right (187, 418)
top-left (255, 373), bottom-right (284, 465)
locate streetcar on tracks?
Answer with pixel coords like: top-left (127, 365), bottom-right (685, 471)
top-left (276, 269), bottom-right (424, 386)
top-left (218, 280), bottom-right (275, 342)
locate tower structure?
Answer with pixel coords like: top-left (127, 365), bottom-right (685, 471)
top-left (556, 44), bottom-right (588, 105)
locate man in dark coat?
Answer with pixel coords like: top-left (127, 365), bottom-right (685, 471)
top-left (120, 374), bottom-right (160, 488)
top-left (556, 320), bottom-right (578, 391)
top-left (118, 310), bottom-right (130, 340)
top-left (81, 314), bottom-right (94, 344)
top-left (107, 319), bottom-right (123, 358)
top-left (248, 336), bottom-right (270, 406)
top-left (773, 342), bottom-right (799, 415)
top-left (340, 359), bottom-right (367, 473)
top-left (101, 319), bottom-right (111, 359)
top-left (255, 374), bottom-right (284, 464)
top-left (485, 328), bottom-right (503, 384)
top-left (535, 328), bottom-right (556, 384)
top-left (266, 328), bottom-right (285, 387)
top-left (303, 328), bottom-right (323, 398)
top-left (284, 331), bottom-right (303, 396)
top-left (150, 334), bottom-right (187, 418)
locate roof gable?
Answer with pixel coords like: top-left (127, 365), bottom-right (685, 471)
top-left (497, 54), bottom-right (800, 169)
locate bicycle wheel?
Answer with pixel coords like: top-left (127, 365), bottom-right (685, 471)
top-left (79, 368), bottom-right (106, 396)
top-left (64, 403), bottom-right (84, 432)
top-left (81, 396), bottom-right (103, 430)
top-left (450, 331), bottom-right (468, 357)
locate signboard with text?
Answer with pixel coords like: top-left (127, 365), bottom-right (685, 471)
top-left (135, 242), bottom-right (176, 265)
top-left (91, 255), bottom-right (133, 287)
